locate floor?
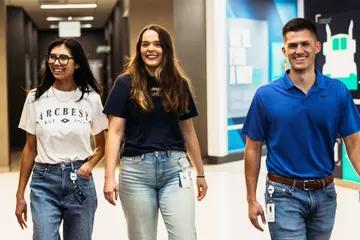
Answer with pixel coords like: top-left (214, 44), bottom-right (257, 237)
top-left (2, 156), bottom-right (360, 240)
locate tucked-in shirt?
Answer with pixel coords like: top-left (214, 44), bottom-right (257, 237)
top-left (242, 69), bottom-right (360, 179)
top-left (19, 87), bottom-right (108, 164)
top-left (103, 74), bottom-right (198, 157)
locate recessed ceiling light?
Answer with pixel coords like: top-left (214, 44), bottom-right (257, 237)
top-left (41, 4), bottom-right (97, 9)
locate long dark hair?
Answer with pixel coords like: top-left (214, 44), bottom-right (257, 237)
top-left (119, 24), bottom-right (194, 115)
top-left (35, 38), bottom-right (102, 101)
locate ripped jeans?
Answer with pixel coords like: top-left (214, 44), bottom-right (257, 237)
top-left (118, 150), bottom-right (197, 240)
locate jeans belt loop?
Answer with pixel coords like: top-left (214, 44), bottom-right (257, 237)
top-left (166, 150), bottom-right (171, 157)
top-left (321, 178), bottom-right (325, 190)
top-left (70, 162), bottom-right (75, 172)
top-left (291, 179), bottom-right (296, 191)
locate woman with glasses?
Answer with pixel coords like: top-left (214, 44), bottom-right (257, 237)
top-left (15, 38), bottom-right (107, 240)
top-left (103, 24), bottom-right (208, 240)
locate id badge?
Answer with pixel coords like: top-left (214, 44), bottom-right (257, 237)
top-left (266, 203), bottom-right (275, 222)
top-left (74, 185), bottom-right (86, 204)
top-left (70, 172), bottom-right (77, 181)
top-left (179, 171), bottom-right (191, 188)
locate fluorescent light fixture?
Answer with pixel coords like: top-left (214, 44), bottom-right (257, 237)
top-left (75, 16), bottom-right (94, 21)
top-left (49, 24), bottom-right (92, 29)
top-left (41, 4), bottom-right (97, 9)
top-left (81, 24), bottom-right (92, 28)
top-left (47, 16), bottom-right (94, 22)
top-left (47, 17), bottom-right (63, 21)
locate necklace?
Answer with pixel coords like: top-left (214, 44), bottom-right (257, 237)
top-left (52, 86), bottom-right (77, 102)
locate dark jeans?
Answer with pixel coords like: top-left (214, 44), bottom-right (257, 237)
top-left (265, 180), bottom-right (337, 240)
top-left (30, 161), bottom-right (97, 240)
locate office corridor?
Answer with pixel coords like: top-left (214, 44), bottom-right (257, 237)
top-left (1, 157), bottom-right (360, 240)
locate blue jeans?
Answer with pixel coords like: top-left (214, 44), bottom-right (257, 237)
top-left (265, 180), bottom-right (337, 240)
top-left (119, 150), bottom-right (196, 240)
top-left (30, 161), bottom-right (97, 240)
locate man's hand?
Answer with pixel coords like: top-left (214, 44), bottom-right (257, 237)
top-left (248, 200), bottom-right (266, 231)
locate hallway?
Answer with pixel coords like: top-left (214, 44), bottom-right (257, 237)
top-left (2, 158), bottom-right (359, 239)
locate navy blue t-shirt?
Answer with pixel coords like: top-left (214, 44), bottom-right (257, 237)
top-left (242, 69), bottom-right (360, 179)
top-left (103, 74), bottom-right (198, 156)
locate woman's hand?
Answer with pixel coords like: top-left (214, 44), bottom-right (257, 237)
top-left (15, 196), bottom-right (28, 229)
top-left (77, 162), bottom-right (94, 179)
top-left (196, 177), bottom-right (208, 201)
top-left (103, 177), bottom-right (119, 206)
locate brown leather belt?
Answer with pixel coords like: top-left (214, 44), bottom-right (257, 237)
top-left (267, 174), bottom-right (334, 190)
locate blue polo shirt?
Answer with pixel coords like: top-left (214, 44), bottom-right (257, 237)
top-left (242, 69), bottom-right (360, 179)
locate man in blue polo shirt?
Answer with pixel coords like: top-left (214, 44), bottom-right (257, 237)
top-left (242, 18), bottom-right (360, 239)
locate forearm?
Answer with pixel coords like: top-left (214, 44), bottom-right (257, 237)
top-left (184, 131), bottom-right (204, 176)
top-left (87, 146), bottom-right (105, 168)
top-left (348, 143), bottom-right (360, 176)
top-left (104, 131), bottom-right (122, 179)
top-left (245, 148), bottom-right (262, 203)
top-left (16, 145), bottom-right (36, 199)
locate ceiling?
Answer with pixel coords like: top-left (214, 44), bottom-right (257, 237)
top-left (6, 0), bottom-right (118, 29)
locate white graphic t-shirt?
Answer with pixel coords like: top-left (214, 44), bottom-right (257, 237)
top-left (19, 87), bottom-right (108, 164)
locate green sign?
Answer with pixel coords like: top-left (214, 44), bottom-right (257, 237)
top-left (96, 45), bottom-right (111, 53)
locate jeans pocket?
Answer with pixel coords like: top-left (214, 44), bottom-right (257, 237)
top-left (170, 150), bottom-right (187, 159)
top-left (325, 185), bottom-right (337, 198)
top-left (178, 157), bottom-right (191, 170)
top-left (121, 156), bottom-right (143, 164)
top-left (76, 170), bottom-right (92, 180)
top-left (32, 166), bottom-right (47, 179)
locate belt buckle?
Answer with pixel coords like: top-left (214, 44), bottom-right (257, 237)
top-left (303, 180), bottom-right (315, 190)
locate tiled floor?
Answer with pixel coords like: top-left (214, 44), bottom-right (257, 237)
top-left (2, 157), bottom-right (360, 239)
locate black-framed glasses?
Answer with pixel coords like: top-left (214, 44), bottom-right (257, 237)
top-left (46, 54), bottom-right (74, 66)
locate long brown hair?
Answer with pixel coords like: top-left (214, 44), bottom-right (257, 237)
top-left (119, 24), bottom-right (194, 115)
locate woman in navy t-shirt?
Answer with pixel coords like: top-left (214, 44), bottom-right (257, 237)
top-left (103, 24), bottom-right (208, 240)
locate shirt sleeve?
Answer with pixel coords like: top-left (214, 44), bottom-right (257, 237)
top-left (103, 75), bottom-right (131, 118)
top-left (91, 93), bottom-right (108, 135)
top-left (241, 90), bottom-right (267, 142)
top-left (338, 84), bottom-right (360, 137)
top-left (18, 90), bottom-right (36, 135)
top-left (179, 81), bottom-right (198, 120)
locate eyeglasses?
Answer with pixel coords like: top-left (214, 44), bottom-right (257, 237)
top-left (46, 54), bottom-right (74, 66)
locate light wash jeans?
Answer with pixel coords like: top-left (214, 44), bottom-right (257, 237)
top-left (30, 161), bottom-right (97, 240)
top-left (265, 180), bottom-right (337, 240)
top-left (119, 150), bottom-right (196, 240)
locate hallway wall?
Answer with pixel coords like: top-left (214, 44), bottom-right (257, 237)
top-left (7, 6), bottom-right (38, 149)
top-left (0, 0), bottom-right (10, 171)
top-left (173, 0), bottom-right (207, 157)
top-left (129, 0), bottom-right (173, 56)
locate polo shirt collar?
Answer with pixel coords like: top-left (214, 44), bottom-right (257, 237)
top-left (282, 68), bottom-right (326, 90)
